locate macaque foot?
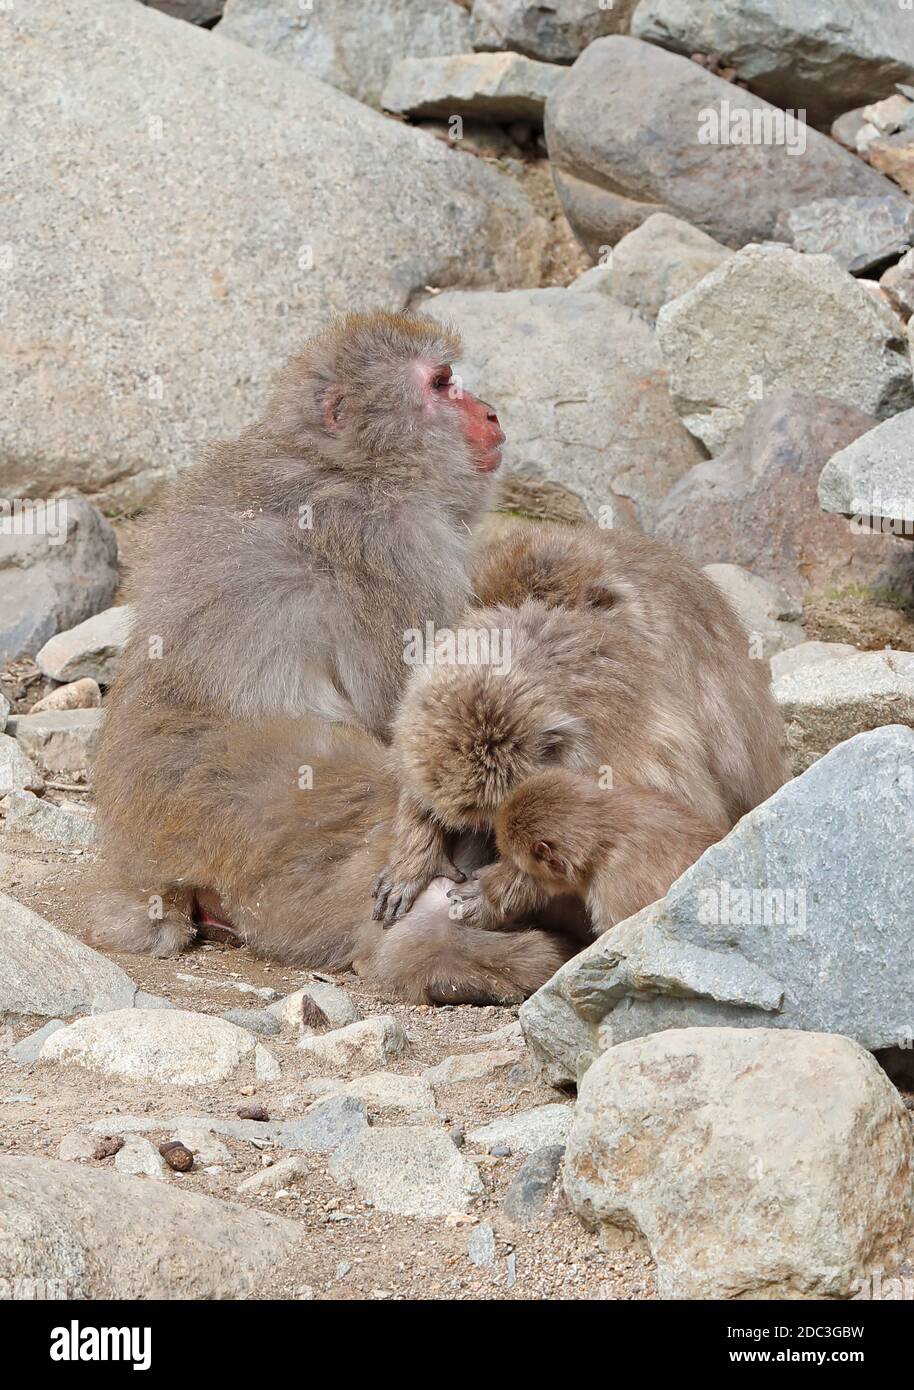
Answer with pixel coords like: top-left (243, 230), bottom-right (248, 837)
top-left (373, 856), bottom-right (466, 926)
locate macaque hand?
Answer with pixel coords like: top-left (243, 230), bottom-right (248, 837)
top-left (446, 871), bottom-right (504, 930)
top-left (372, 853), bottom-right (466, 927)
top-left (447, 861), bottom-right (544, 930)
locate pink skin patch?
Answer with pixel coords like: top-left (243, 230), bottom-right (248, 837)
top-left (422, 362), bottom-right (505, 472)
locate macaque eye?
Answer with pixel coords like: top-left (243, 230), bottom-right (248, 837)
top-left (430, 368), bottom-right (452, 392)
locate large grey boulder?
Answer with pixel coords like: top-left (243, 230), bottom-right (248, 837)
top-left (582, 213), bottom-right (732, 321)
top-left (772, 195), bottom-right (914, 276)
top-left (382, 52), bottom-right (565, 124)
top-left (0, 895), bottom-right (138, 1020)
top-left (0, 1156), bottom-right (301, 1299)
top-left (521, 727), bottom-right (914, 1086)
top-left (774, 651), bottom-right (914, 773)
top-left (220, 0), bottom-right (471, 108)
top-left (36, 605), bottom-right (133, 685)
top-left (656, 246), bottom-right (913, 455)
top-left (424, 287), bottom-right (703, 525)
top-left (0, 501), bottom-right (118, 662)
top-left (0, 0), bottom-right (548, 510)
top-left (655, 393), bottom-right (914, 597)
top-left (544, 37), bottom-right (896, 257)
top-left (631, 0), bottom-right (914, 127)
top-left (565, 1028), bottom-right (914, 1300)
top-left (818, 408), bottom-right (914, 536)
top-left (470, 0), bottom-right (637, 63)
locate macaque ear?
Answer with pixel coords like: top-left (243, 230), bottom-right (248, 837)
top-left (321, 386), bottom-right (345, 432)
top-left (585, 584), bottom-right (616, 610)
top-left (533, 840), bottom-right (569, 878)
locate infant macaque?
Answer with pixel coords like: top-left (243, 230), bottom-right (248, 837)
top-left (493, 768), bottom-right (721, 935)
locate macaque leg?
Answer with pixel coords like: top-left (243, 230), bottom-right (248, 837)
top-left (357, 879), bottom-right (571, 1005)
top-left (372, 788), bottom-right (466, 925)
top-left (91, 885), bottom-right (196, 958)
top-left (446, 859), bottom-right (551, 931)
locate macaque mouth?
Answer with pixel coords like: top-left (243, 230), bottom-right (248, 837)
top-left (472, 423), bottom-right (506, 473)
top-left (474, 441), bottom-right (504, 473)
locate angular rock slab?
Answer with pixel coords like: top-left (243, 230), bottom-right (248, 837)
top-left (468, 1104), bottom-right (572, 1153)
top-left (297, 1015), bottom-right (410, 1071)
top-left (631, 0), bottom-right (914, 126)
top-left (40, 1009), bottom-right (276, 1086)
top-left (1, 0), bottom-right (547, 509)
top-left (382, 52), bottom-right (565, 123)
top-left (565, 1028), bottom-right (914, 1299)
top-left (0, 500), bottom-right (118, 662)
top-left (545, 36), bottom-right (896, 256)
top-left (0, 737), bottom-right (44, 796)
top-left (772, 195), bottom-right (914, 276)
top-left (818, 407), bottom-right (914, 534)
top-left (774, 650), bottom-right (914, 773)
top-left (220, 0), bottom-right (471, 108)
top-left (6, 709), bottom-right (102, 777)
top-left (655, 392), bottom-right (914, 598)
top-left (0, 1156), bottom-right (301, 1299)
top-left (591, 212), bottom-right (732, 321)
top-left (470, 0), bottom-right (637, 63)
top-left (0, 894), bottom-right (138, 1020)
top-left (424, 286), bottom-right (703, 525)
top-left (3, 792), bottom-right (96, 849)
top-left (36, 605), bottom-right (133, 685)
top-left (768, 641), bottom-right (858, 682)
top-left (656, 245), bottom-right (913, 454)
top-left (328, 1125), bottom-right (483, 1217)
top-left (521, 727), bottom-right (914, 1086)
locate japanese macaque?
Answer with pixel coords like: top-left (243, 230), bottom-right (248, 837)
top-left (91, 311), bottom-right (568, 1003)
top-left (373, 523), bottom-right (788, 930)
top-left (494, 769), bottom-right (721, 935)
top-left (94, 713), bottom-right (571, 1003)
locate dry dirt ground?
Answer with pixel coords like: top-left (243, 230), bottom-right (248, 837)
top-left (0, 833), bottom-right (655, 1302)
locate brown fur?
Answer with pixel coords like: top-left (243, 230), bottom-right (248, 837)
top-left (374, 523), bottom-right (788, 928)
top-left (90, 312), bottom-right (565, 1001)
top-left (93, 709), bottom-right (568, 1001)
top-left (495, 768), bottom-right (721, 934)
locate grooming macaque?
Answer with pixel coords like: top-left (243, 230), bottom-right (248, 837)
top-left (494, 769), bottom-right (721, 935)
top-left (95, 712), bottom-right (570, 1002)
top-left (373, 524), bottom-right (788, 929)
top-left (92, 311), bottom-right (553, 1000)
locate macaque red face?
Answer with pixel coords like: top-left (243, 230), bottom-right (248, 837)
top-left (420, 361), bottom-right (505, 473)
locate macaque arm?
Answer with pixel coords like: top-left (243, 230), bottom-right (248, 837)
top-left (447, 859), bottom-right (550, 931)
top-left (372, 788), bottom-right (465, 925)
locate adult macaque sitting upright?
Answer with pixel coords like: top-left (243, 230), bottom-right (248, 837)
top-left (91, 310), bottom-right (510, 962)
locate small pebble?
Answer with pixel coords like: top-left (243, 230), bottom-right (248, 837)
top-left (237, 1104), bottom-right (270, 1121)
top-left (159, 1141), bottom-right (194, 1172)
top-left (490, 1145), bottom-right (512, 1158)
top-left (93, 1135), bottom-right (124, 1160)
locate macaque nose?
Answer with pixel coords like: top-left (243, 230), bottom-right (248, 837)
top-left (482, 401), bottom-right (499, 425)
